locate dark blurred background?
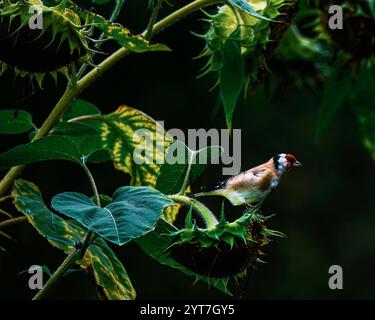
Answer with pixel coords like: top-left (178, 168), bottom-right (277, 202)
top-left (0, 0), bottom-right (374, 299)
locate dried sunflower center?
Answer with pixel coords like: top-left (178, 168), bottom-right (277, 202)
top-left (0, 2), bottom-right (90, 78)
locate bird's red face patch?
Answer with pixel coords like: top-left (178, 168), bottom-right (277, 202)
top-left (285, 154), bottom-right (301, 168)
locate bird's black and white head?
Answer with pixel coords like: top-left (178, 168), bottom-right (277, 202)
top-left (273, 153), bottom-right (301, 174)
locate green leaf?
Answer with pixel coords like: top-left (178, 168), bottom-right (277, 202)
top-left (51, 186), bottom-right (175, 246)
top-left (220, 39), bottom-right (245, 131)
top-left (53, 122), bottom-right (99, 136)
top-left (155, 140), bottom-right (223, 195)
top-left (91, 194), bottom-right (112, 207)
top-left (316, 70), bottom-right (351, 140)
top-left (0, 133), bottom-right (110, 170)
top-left (12, 179), bottom-right (85, 253)
top-left (229, 0), bottom-right (273, 21)
top-left (0, 136), bottom-right (83, 171)
top-left (76, 9), bottom-right (170, 53)
top-left (52, 122), bottom-right (111, 163)
top-left (81, 238), bottom-right (136, 300)
top-left (0, 109), bottom-right (33, 135)
top-left (136, 219), bottom-right (231, 296)
top-left (62, 99), bottom-right (100, 121)
top-left (71, 106), bottom-right (173, 186)
top-left (12, 179), bottom-right (136, 300)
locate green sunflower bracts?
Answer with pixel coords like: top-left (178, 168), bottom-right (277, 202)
top-left (168, 205), bottom-right (284, 280)
top-left (196, 0), bottom-right (296, 129)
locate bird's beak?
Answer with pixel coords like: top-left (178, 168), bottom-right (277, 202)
top-left (293, 161), bottom-right (302, 167)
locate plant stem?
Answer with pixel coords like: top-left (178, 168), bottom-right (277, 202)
top-left (77, 0), bottom-right (125, 78)
top-left (0, 216), bottom-right (27, 230)
top-left (178, 152), bottom-right (194, 195)
top-left (0, 208), bottom-right (12, 219)
top-left (33, 163), bottom-right (101, 300)
top-left (0, 0), bottom-right (222, 197)
top-left (145, 0), bottom-right (164, 40)
top-left (169, 194), bottom-right (218, 228)
top-left (0, 195), bottom-right (11, 203)
top-left (79, 163), bottom-right (101, 258)
top-left (81, 163), bottom-right (101, 207)
top-left (32, 249), bottom-right (80, 300)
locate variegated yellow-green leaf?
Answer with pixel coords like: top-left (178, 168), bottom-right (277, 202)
top-left (12, 179), bottom-right (136, 300)
top-left (74, 5), bottom-right (170, 53)
top-left (80, 238), bottom-right (136, 300)
top-left (12, 179), bottom-right (84, 253)
top-left (72, 106), bottom-right (173, 186)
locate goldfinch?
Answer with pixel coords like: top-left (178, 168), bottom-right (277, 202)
top-left (195, 153), bottom-right (301, 206)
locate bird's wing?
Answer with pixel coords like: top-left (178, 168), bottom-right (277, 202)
top-left (226, 165), bottom-right (274, 192)
top-left (199, 178), bottom-right (228, 192)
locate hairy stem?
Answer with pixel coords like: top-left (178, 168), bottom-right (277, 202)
top-left (0, 0), bottom-right (222, 196)
top-left (168, 194), bottom-right (218, 229)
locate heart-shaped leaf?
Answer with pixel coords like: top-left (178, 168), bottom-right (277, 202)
top-left (0, 135), bottom-right (110, 170)
top-left (12, 179), bottom-right (136, 300)
top-left (52, 187), bottom-right (175, 246)
top-left (0, 136), bottom-right (83, 171)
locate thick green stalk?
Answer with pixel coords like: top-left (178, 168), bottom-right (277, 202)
top-left (0, 0), bottom-right (222, 196)
top-left (169, 194), bottom-right (218, 229)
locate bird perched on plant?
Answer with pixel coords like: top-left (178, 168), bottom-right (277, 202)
top-left (195, 153), bottom-right (301, 206)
